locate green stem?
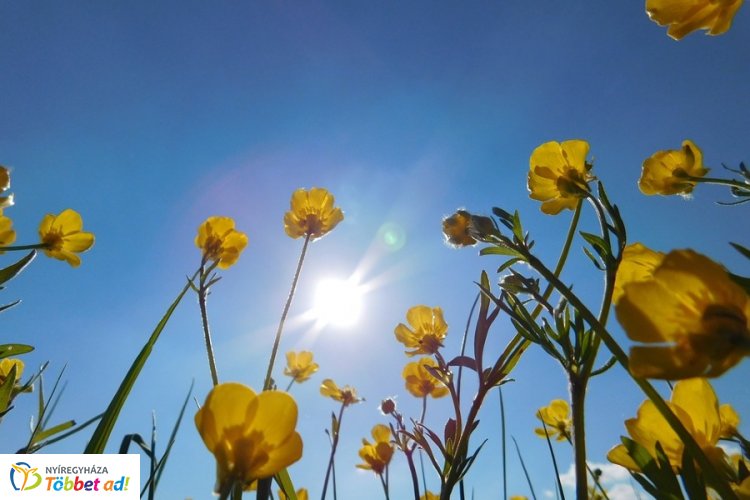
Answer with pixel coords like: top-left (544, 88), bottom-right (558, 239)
top-left (263, 234), bottom-right (311, 391)
top-left (379, 471), bottom-right (390, 500)
top-left (688, 175), bottom-right (750, 190)
top-left (0, 243), bottom-right (48, 251)
top-left (503, 201), bottom-right (583, 368)
top-left (498, 388), bottom-right (507, 500)
top-left (516, 245), bottom-right (737, 499)
top-left (570, 375), bottom-right (588, 500)
top-left (198, 261), bottom-right (221, 387)
top-left (284, 378), bottom-right (295, 392)
top-left (321, 403), bottom-right (346, 500)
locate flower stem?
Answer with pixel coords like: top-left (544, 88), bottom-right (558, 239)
top-left (0, 243), bottom-right (49, 251)
top-left (570, 375), bottom-right (588, 500)
top-left (689, 175), bottom-right (750, 190)
top-left (198, 261), bottom-right (221, 387)
top-left (321, 403), bottom-right (346, 500)
top-left (285, 378), bottom-right (295, 392)
top-left (263, 234), bottom-right (311, 391)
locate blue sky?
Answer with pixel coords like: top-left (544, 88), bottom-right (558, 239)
top-left (1, 2), bottom-right (749, 499)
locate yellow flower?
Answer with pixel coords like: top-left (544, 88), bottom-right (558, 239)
top-left (0, 358), bottom-right (24, 385)
top-left (0, 166), bottom-right (13, 209)
top-left (527, 140), bottom-right (593, 215)
top-left (356, 424), bottom-right (394, 475)
top-left (509, 497), bottom-right (529, 500)
top-left (0, 211), bottom-right (16, 251)
top-left (394, 305), bottom-right (448, 356)
top-left (639, 140), bottom-right (709, 196)
top-left (607, 378), bottom-right (727, 472)
top-left (420, 492), bottom-right (440, 500)
top-left (442, 210), bottom-right (477, 247)
top-left (194, 383), bottom-right (303, 493)
top-left (735, 477), bottom-right (750, 499)
top-left (38, 209), bottom-right (95, 267)
top-left (283, 187), bottom-right (343, 240)
top-left (720, 403), bottom-right (740, 438)
top-left (646, 0), bottom-right (744, 40)
top-left (613, 243), bottom-right (665, 304)
top-left (534, 399), bottom-right (572, 441)
top-left (320, 379), bottom-right (361, 406)
top-left (283, 351), bottom-right (319, 384)
top-left (402, 357), bottom-right (449, 399)
top-left (278, 488), bottom-right (308, 500)
top-left (616, 249), bottom-right (750, 379)
top-left (195, 216), bottom-right (248, 269)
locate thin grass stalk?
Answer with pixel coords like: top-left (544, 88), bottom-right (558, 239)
top-left (263, 233), bottom-right (311, 391)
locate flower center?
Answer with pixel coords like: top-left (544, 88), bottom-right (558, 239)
top-left (701, 304), bottom-right (748, 343)
top-left (42, 230), bottom-right (64, 251)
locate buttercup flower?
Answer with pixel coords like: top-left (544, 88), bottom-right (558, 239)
top-left (0, 358), bottom-right (24, 385)
top-left (639, 140), bottom-right (708, 196)
top-left (0, 166), bottom-right (13, 209)
top-left (356, 424), bottom-right (394, 475)
top-left (534, 399), bottom-right (572, 441)
top-left (195, 216), bottom-right (248, 269)
top-left (402, 357), bottom-right (449, 399)
top-left (283, 351), bottom-right (319, 384)
top-left (527, 140), bottom-right (593, 215)
top-left (720, 403), bottom-right (740, 438)
top-left (394, 305), bottom-right (448, 356)
top-left (607, 378), bottom-right (728, 472)
top-left (320, 379), bottom-right (362, 406)
top-left (194, 383), bottom-right (302, 494)
top-left (278, 488), bottom-right (308, 500)
top-left (613, 243), bottom-right (665, 304)
top-left (420, 492), bottom-right (440, 500)
top-left (646, 0), bottom-right (745, 40)
top-left (442, 210), bottom-right (477, 247)
top-left (38, 209), bottom-right (95, 267)
top-left (616, 249), bottom-right (750, 379)
top-left (283, 187), bottom-right (343, 240)
top-left (0, 211), bottom-right (16, 251)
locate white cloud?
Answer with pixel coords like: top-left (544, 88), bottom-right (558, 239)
top-left (557, 461), bottom-right (642, 499)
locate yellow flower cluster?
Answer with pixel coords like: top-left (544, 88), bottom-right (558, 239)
top-left (394, 305), bottom-right (448, 356)
top-left (0, 358), bottom-right (24, 385)
top-left (356, 424), bottom-right (394, 475)
top-left (194, 383), bottom-right (302, 493)
top-left (402, 357), bottom-right (448, 399)
top-left (284, 187), bottom-right (344, 240)
top-left (320, 378), bottom-right (362, 406)
top-left (534, 399), bottom-right (572, 442)
top-left (283, 351), bottom-right (319, 384)
top-left (616, 248), bottom-right (750, 379)
top-left (527, 140), bottom-right (593, 215)
top-left (38, 209), bottom-right (95, 268)
top-left (639, 140), bottom-right (708, 196)
top-left (646, 0), bottom-right (745, 40)
top-left (607, 378), bottom-right (735, 472)
top-left (195, 216), bottom-right (248, 269)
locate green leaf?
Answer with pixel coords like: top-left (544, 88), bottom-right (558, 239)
top-left (680, 445), bottom-right (707, 500)
top-left (0, 300), bottom-right (21, 313)
top-left (0, 251), bottom-right (36, 287)
top-left (84, 278), bottom-right (192, 453)
top-left (730, 242), bottom-right (750, 260)
top-left (34, 420), bottom-right (76, 444)
top-left (274, 469), bottom-right (297, 500)
top-left (0, 344), bottom-right (34, 359)
top-left (479, 245), bottom-right (518, 257)
top-left (0, 363), bottom-right (18, 413)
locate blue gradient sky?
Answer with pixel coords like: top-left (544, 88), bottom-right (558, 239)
top-left (1, 2), bottom-right (749, 499)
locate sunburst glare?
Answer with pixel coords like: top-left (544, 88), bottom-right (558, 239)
top-left (312, 278), bottom-right (364, 327)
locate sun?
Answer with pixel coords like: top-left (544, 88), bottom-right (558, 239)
top-left (312, 278), bottom-right (364, 327)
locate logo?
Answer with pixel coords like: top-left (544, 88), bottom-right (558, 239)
top-left (9, 461), bottom-right (42, 491)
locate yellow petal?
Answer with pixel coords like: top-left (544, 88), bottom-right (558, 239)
top-left (606, 444), bottom-right (641, 472)
top-left (671, 378), bottom-right (721, 448)
top-left (629, 345), bottom-right (709, 379)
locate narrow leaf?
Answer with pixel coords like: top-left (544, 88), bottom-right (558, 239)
top-left (0, 344), bottom-right (34, 360)
top-left (85, 279), bottom-right (192, 453)
top-left (0, 251), bottom-right (36, 287)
